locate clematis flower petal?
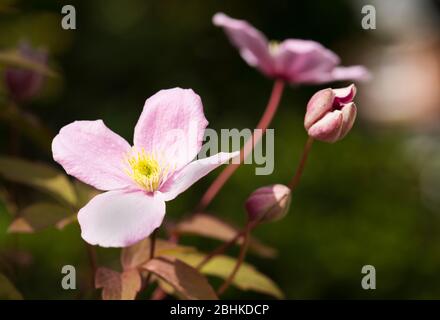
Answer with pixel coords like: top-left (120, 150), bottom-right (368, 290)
top-left (307, 110), bottom-right (344, 143)
top-left (160, 151), bottom-right (240, 201)
top-left (134, 88), bottom-right (208, 171)
top-left (275, 39), bottom-right (340, 83)
top-left (52, 120), bottom-right (133, 191)
top-left (78, 190), bottom-right (165, 247)
top-left (304, 88), bottom-right (335, 130)
top-left (331, 65), bottom-right (371, 82)
top-left (333, 83), bottom-right (357, 104)
top-left (339, 102), bottom-right (357, 139)
top-left (213, 13), bottom-right (370, 85)
top-left (213, 12), bottom-right (273, 76)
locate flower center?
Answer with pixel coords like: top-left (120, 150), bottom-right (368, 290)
top-left (124, 148), bottom-right (170, 192)
top-left (268, 40), bottom-right (280, 56)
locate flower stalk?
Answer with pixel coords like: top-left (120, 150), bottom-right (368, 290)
top-left (196, 79), bottom-right (285, 211)
top-left (85, 242), bottom-right (97, 288)
top-left (288, 136), bottom-right (314, 191)
top-left (217, 221), bottom-right (251, 295)
top-left (145, 228), bottom-right (158, 285)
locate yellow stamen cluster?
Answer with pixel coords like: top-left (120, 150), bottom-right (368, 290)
top-left (124, 149), bottom-right (169, 192)
top-left (268, 40), bottom-right (280, 55)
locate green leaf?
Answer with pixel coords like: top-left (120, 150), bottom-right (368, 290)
top-left (169, 252), bottom-right (284, 299)
top-left (0, 273), bottom-right (23, 300)
top-left (0, 156), bottom-right (77, 206)
top-left (8, 202), bottom-right (74, 233)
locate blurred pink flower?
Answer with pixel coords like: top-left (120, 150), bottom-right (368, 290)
top-left (304, 84), bottom-right (357, 143)
top-left (52, 88), bottom-right (238, 247)
top-left (213, 13), bottom-right (369, 84)
top-left (5, 42), bottom-right (47, 102)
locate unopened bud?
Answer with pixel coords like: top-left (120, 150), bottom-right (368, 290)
top-left (304, 84), bottom-right (357, 143)
top-left (4, 42), bottom-right (48, 102)
top-left (245, 184), bottom-right (291, 223)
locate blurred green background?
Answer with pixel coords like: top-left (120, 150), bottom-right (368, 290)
top-left (1, 0), bottom-right (440, 299)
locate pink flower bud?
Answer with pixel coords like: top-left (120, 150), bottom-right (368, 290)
top-left (304, 84), bottom-right (357, 143)
top-left (4, 42), bottom-right (48, 102)
top-left (245, 184), bottom-right (291, 223)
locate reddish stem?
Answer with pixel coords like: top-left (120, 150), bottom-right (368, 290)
top-left (217, 221), bottom-right (251, 295)
top-left (151, 287), bottom-right (167, 300)
top-left (288, 137), bottom-right (314, 191)
top-left (145, 228), bottom-right (158, 286)
top-left (85, 242), bottom-right (97, 288)
top-left (195, 80), bottom-right (285, 212)
top-left (196, 229), bottom-right (245, 270)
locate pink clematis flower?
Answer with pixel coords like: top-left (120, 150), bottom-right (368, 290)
top-left (213, 13), bottom-right (370, 84)
top-left (304, 84), bottom-right (357, 143)
top-left (52, 88), bottom-right (238, 247)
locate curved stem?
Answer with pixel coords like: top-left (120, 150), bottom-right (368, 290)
top-left (145, 228), bottom-right (158, 285)
top-left (151, 287), bottom-right (167, 300)
top-left (196, 230), bottom-right (245, 270)
top-left (195, 80), bottom-right (285, 212)
top-left (149, 229), bottom-right (157, 259)
top-left (195, 196), bottom-right (282, 270)
top-left (217, 222), bottom-right (251, 295)
top-left (288, 137), bottom-right (314, 191)
top-left (205, 136), bottom-right (314, 295)
top-left (85, 242), bottom-right (97, 288)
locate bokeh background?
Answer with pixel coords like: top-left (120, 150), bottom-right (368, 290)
top-left (1, 0), bottom-right (440, 299)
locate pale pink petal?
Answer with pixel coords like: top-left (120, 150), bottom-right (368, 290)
top-left (160, 151), bottom-right (240, 201)
top-left (52, 120), bottom-right (133, 191)
top-left (304, 88), bottom-right (335, 130)
top-left (78, 190), bottom-right (165, 248)
top-left (339, 102), bottom-right (357, 139)
top-left (275, 39), bottom-right (340, 83)
top-left (331, 65), bottom-right (371, 82)
top-left (133, 88), bottom-right (208, 171)
top-left (308, 110), bottom-right (343, 143)
top-left (333, 84), bottom-right (356, 104)
top-left (213, 13), bottom-right (274, 76)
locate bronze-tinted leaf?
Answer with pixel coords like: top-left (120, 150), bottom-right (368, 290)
top-left (173, 213), bottom-right (277, 258)
top-left (8, 202), bottom-right (74, 233)
top-left (0, 273), bottom-right (23, 300)
top-left (120, 269), bottom-right (142, 300)
top-left (142, 257), bottom-right (217, 300)
top-left (169, 252), bottom-right (284, 299)
top-left (0, 156), bottom-right (77, 206)
top-left (121, 238), bottom-right (195, 270)
top-left (95, 267), bottom-right (141, 300)
top-left (95, 268), bottom-right (121, 300)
